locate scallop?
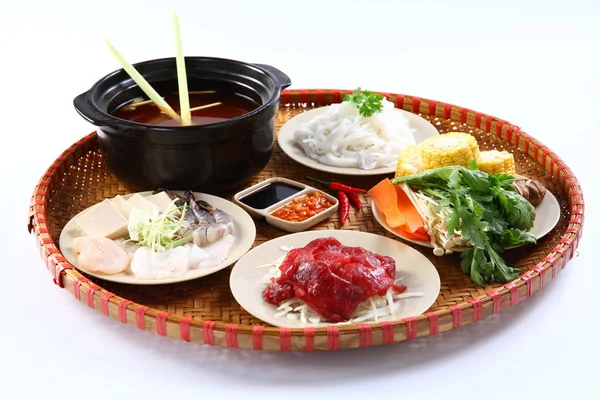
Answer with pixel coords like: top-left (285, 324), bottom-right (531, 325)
top-left (72, 236), bottom-right (130, 275)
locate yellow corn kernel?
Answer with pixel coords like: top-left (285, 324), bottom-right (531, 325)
top-left (395, 146), bottom-right (423, 178)
top-left (419, 132), bottom-right (481, 171)
top-left (476, 150), bottom-right (516, 176)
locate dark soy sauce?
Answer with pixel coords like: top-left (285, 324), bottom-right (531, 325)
top-left (112, 91), bottom-right (259, 126)
top-left (239, 182), bottom-right (303, 210)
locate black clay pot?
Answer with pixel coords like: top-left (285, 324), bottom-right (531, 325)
top-left (73, 56), bottom-right (291, 194)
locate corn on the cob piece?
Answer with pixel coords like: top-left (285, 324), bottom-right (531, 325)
top-left (395, 146), bottom-right (422, 177)
top-left (477, 150), bottom-right (516, 176)
top-left (419, 132), bottom-right (480, 171)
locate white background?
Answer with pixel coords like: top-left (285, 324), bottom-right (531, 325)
top-left (1, 0), bottom-right (598, 398)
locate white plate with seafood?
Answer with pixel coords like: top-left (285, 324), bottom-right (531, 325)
top-left (371, 188), bottom-right (561, 252)
top-left (59, 191), bottom-right (256, 285)
top-left (229, 230), bottom-right (441, 328)
top-left (278, 104), bottom-right (439, 176)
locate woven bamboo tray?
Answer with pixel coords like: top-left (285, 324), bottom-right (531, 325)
top-left (27, 89), bottom-right (585, 351)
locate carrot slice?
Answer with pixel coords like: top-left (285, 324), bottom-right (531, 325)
top-left (368, 179), bottom-right (406, 228)
top-left (394, 185), bottom-right (426, 233)
top-left (398, 225), bottom-right (430, 241)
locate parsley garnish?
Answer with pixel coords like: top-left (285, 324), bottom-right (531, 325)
top-left (343, 87), bottom-right (384, 118)
top-left (392, 165), bottom-right (537, 286)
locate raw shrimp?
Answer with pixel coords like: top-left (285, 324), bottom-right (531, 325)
top-left (73, 236), bottom-right (130, 275)
top-left (186, 191), bottom-right (236, 247)
top-left (153, 188), bottom-right (197, 234)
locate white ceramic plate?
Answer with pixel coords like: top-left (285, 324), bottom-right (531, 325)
top-left (59, 191), bottom-right (256, 285)
top-left (229, 230), bottom-right (441, 328)
top-left (371, 187), bottom-right (561, 252)
top-left (277, 106), bottom-right (439, 176)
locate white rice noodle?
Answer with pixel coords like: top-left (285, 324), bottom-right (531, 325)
top-left (293, 100), bottom-right (416, 170)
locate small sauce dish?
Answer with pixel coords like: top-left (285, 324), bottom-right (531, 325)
top-left (233, 177), bottom-right (338, 232)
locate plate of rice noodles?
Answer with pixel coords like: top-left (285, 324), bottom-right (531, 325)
top-left (229, 230), bottom-right (441, 328)
top-left (278, 95), bottom-right (439, 176)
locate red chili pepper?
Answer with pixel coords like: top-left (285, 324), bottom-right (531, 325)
top-left (346, 192), bottom-right (362, 211)
top-left (337, 191), bottom-right (350, 225)
top-left (306, 176), bottom-right (367, 194)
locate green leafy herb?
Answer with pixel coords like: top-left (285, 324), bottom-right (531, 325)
top-left (392, 165), bottom-right (537, 286)
top-left (343, 87), bottom-right (384, 118)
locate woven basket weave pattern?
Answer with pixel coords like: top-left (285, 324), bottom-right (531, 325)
top-left (27, 89), bottom-right (584, 350)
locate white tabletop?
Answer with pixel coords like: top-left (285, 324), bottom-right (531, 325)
top-left (3, 0), bottom-right (598, 399)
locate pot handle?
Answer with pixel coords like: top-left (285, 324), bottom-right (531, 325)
top-left (253, 64), bottom-right (291, 90)
top-left (73, 91), bottom-right (114, 126)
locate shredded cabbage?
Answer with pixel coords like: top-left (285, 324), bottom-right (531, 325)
top-left (127, 201), bottom-right (191, 253)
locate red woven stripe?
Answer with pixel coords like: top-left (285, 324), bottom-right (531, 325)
top-left (327, 326), bottom-right (340, 350)
top-left (571, 208), bottom-right (584, 216)
top-left (298, 89), bottom-right (309, 104)
top-left (474, 112), bottom-right (482, 129)
top-left (396, 94), bottom-right (405, 109)
top-left (332, 90), bottom-right (341, 103)
top-left (118, 300), bottom-right (132, 323)
top-left (135, 306), bottom-right (149, 330)
top-left (568, 190), bottom-right (583, 197)
top-left (86, 285), bottom-right (99, 309)
top-left (489, 291), bottom-right (502, 314)
top-left (513, 128), bottom-right (523, 146)
top-left (443, 103), bottom-right (452, 119)
top-left (549, 156), bottom-right (561, 175)
top-left (303, 327), bottom-right (315, 351)
top-left (570, 199), bottom-right (584, 206)
top-left (358, 323), bottom-right (372, 347)
top-left (468, 298), bottom-right (483, 322)
top-left (412, 97), bottom-right (421, 113)
top-left (552, 245), bottom-right (567, 256)
top-left (156, 311), bottom-right (169, 337)
top-left (73, 278), bottom-right (83, 301)
top-left (460, 107), bottom-right (468, 123)
top-left (381, 92), bottom-right (390, 100)
top-left (560, 237), bottom-right (574, 246)
top-left (279, 327), bottom-right (291, 351)
top-left (496, 120), bottom-right (506, 137)
top-left (449, 306), bottom-right (462, 328)
top-left (202, 321), bottom-right (216, 345)
top-left (225, 324), bottom-right (238, 348)
top-left (100, 292), bottom-right (114, 315)
top-left (525, 275), bottom-right (534, 297)
top-left (428, 100), bottom-right (437, 116)
top-left (252, 326), bottom-right (264, 350)
top-left (541, 148), bottom-right (551, 168)
top-left (533, 142), bottom-right (542, 163)
top-left (523, 136), bottom-right (531, 155)
top-left (403, 317), bottom-right (417, 341)
top-left (280, 90), bottom-right (290, 104)
top-left (485, 116), bottom-right (492, 133)
top-left (314, 89), bottom-right (325, 103)
top-left (534, 265), bottom-right (546, 289)
top-left (506, 125), bottom-right (514, 144)
top-left (566, 179), bottom-right (579, 189)
top-left (504, 283), bottom-right (519, 306)
top-left (544, 255), bottom-right (559, 277)
top-left (426, 312), bottom-right (439, 334)
top-left (381, 321), bottom-right (394, 344)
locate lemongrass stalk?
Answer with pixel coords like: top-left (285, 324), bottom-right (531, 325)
top-left (105, 38), bottom-right (180, 122)
top-left (189, 102), bottom-right (222, 112)
top-left (173, 11), bottom-right (191, 125)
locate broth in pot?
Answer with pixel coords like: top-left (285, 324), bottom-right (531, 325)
top-left (112, 91), bottom-right (259, 126)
